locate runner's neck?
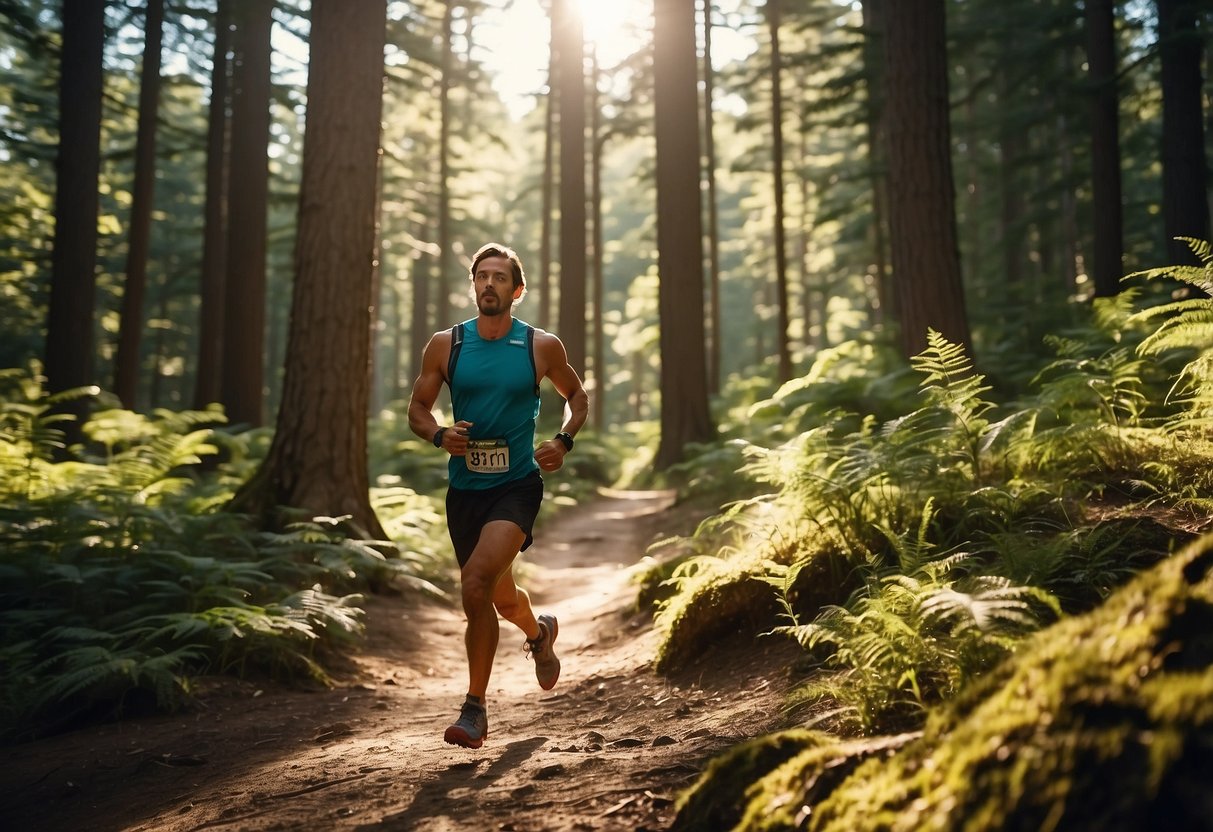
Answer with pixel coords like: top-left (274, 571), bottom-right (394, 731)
top-left (475, 314), bottom-right (514, 341)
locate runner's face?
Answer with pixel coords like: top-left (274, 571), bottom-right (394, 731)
top-left (473, 256), bottom-right (518, 316)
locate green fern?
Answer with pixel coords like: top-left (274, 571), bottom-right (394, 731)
top-left (0, 371), bottom-right (450, 741)
top-left (1126, 237), bottom-right (1213, 427)
top-left (777, 565), bottom-right (1059, 735)
top-left (773, 499), bottom-right (1060, 735)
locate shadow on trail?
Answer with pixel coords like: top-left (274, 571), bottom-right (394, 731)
top-left (357, 736), bottom-right (548, 830)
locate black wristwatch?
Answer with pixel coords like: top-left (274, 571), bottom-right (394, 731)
top-left (433, 427), bottom-right (447, 448)
top-left (555, 432), bottom-right (574, 452)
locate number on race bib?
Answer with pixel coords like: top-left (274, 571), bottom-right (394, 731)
top-left (465, 438), bottom-right (510, 474)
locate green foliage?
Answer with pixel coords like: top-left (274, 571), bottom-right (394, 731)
top-left (1126, 237), bottom-right (1213, 428)
top-left (667, 255), bottom-right (1213, 825)
top-left (774, 501), bottom-right (1059, 734)
top-left (784, 532), bottom-right (1213, 831)
top-left (649, 271), bottom-right (1213, 742)
top-left (723, 340), bottom-right (918, 443)
top-left (0, 372), bottom-right (446, 741)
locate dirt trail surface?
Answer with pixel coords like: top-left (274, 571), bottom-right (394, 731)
top-left (0, 489), bottom-right (798, 832)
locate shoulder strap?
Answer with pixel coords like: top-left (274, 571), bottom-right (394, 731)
top-left (526, 325), bottom-right (540, 398)
top-left (447, 322), bottom-right (464, 385)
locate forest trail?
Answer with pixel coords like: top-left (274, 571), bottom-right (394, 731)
top-left (0, 489), bottom-right (799, 832)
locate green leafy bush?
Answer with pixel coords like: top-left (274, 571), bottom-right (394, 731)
top-left (0, 373), bottom-right (445, 741)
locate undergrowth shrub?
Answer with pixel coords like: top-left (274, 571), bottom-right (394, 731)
top-left (1126, 237), bottom-right (1213, 429)
top-left (0, 373), bottom-right (447, 742)
top-left (648, 266), bottom-right (1213, 736)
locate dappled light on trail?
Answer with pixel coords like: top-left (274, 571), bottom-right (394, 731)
top-left (0, 489), bottom-right (797, 832)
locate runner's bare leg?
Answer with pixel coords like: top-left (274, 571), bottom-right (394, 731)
top-left (460, 520), bottom-right (529, 698)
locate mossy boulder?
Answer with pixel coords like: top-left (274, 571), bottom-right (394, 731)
top-left (674, 532), bottom-right (1213, 831)
top-left (655, 570), bottom-right (782, 672)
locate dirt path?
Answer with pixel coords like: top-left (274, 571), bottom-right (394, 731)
top-left (0, 489), bottom-right (798, 832)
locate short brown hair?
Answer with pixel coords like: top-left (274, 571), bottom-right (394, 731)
top-left (469, 243), bottom-right (526, 294)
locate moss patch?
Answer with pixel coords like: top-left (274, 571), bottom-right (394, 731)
top-left (671, 729), bottom-right (823, 831)
top-left (655, 571), bottom-right (782, 672)
top-left (686, 532), bottom-right (1213, 831)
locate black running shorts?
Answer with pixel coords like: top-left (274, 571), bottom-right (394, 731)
top-left (445, 470), bottom-right (544, 568)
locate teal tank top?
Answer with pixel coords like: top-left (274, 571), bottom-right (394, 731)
top-left (447, 318), bottom-right (541, 490)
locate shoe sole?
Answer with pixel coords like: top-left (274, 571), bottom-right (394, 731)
top-left (444, 725), bottom-right (486, 749)
top-left (537, 614), bottom-right (561, 691)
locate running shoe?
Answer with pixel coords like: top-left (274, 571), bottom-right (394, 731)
top-left (443, 698), bottom-right (488, 748)
top-left (525, 613), bottom-right (561, 691)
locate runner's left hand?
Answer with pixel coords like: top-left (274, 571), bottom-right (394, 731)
top-left (534, 439), bottom-right (566, 472)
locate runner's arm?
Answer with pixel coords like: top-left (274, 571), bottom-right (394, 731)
top-left (408, 330), bottom-right (470, 455)
top-left (533, 331), bottom-right (588, 471)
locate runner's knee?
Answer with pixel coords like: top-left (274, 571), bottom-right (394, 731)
top-left (493, 583), bottom-right (529, 620)
top-left (461, 571), bottom-right (495, 610)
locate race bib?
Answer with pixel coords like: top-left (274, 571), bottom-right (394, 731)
top-left (466, 438), bottom-right (510, 474)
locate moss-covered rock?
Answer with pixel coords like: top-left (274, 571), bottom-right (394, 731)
top-left (672, 729), bottom-right (825, 831)
top-left (677, 532), bottom-right (1213, 831)
top-left (655, 570), bottom-right (782, 672)
top-left (673, 730), bottom-right (921, 832)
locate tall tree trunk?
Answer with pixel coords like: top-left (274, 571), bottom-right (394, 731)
top-left (368, 145), bottom-right (385, 415)
top-left (884, 0), bottom-right (971, 357)
top-left (1055, 60), bottom-right (1082, 295)
top-left (589, 45), bottom-right (605, 429)
top-left (798, 125), bottom-right (823, 352)
top-left (114, 0), bottom-right (165, 409)
top-left (222, 0), bottom-right (273, 427)
top-left (961, 95), bottom-right (985, 303)
top-left (409, 217), bottom-right (432, 379)
top-left (148, 271), bottom-right (169, 407)
top-left (233, 0), bottom-right (388, 539)
top-left (703, 0), bottom-right (722, 395)
top-left (861, 0), bottom-right (891, 326)
top-left (555, 0), bottom-right (587, 375)
top-left (539, 26), bottom-right (556, 331)
top-left (997, 60), bottom-right (1026, 291)
top-left (390, 278), bottom-right (403, 403)
top-left (767, 0), bottom-right (791, 382)
top-left (653, 0), bottom-right (714, 468)
top-left (1158, 0), bottom-right (1210, 266)
top-left (553, 0), bottom-right (587, 372)
top-left (44, 0), bottom-right (105, 405)
top-left (1085, 0), bottom-right (1124, 298)
top-left (193, 0), bottom-right (231, 410)
top-left (436, 0), bottom-right (454, 328)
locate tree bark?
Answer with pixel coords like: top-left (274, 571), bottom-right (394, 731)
top-left (702, 0), bottom-right (722, 395)
top-left (222, 0), bottom-right (273, 427)
top-left (1157, 0), bottom-right (1210, 266)
top-left (590, 45), bottom-right (605, 429)
top-left (1085, 0), bottom-right (1124, 298)
top-left (553, 0), bottom-right (587, 372)
top-left (539, 22), bottom-right (556, 332)
top-left (114, 0), bottom-right (165, 409)
top-left (44, 0), bottom-right (106, 403)
top-left (233, 0), bottom-right (388, 539)
top-left (653, 0), bottom-right (714, 468)
top-left (409, 217), bottom-right (432, 380)
top-left (767, 0), bottom-right (791, 382)
top-left (883, 0), bottom-right (971, 358)
top-left (435, 0), bottom-right (454, 329)
top-left (193, 0), bottom-right (232, 410)
top-left (861, 0), bottom-right (891, 326)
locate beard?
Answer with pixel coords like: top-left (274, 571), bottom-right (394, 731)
top-left (478, 293), bottom-right (508, 316)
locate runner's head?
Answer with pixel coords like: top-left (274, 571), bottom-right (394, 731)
top-left (469, 243), bottom-right (527, 307)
